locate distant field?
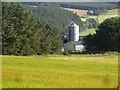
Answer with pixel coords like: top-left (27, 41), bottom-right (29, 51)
top-left (97, 9), bottom-right (118, 23)
top-left (64, 8), bottom-right (118, 23)
top-left (79, 9), bottom-right (118, 36)
top-left (2, 55), bottom-right (118, 88)
top-left (64, 8), bottom-right (88, 16)
top-left (80, 28), bottom-right (96, 36)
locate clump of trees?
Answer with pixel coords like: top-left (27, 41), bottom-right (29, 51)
top-left (2, 2), bottom-right (62, 55)
top-left (85, 17), bottom-right (120, 51)
top-left (84, 18), bottom-right (99, 29)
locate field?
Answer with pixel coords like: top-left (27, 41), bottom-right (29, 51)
top-left (64, 8), bottom-right (118, 36)
top-left (2, 55), bottom-right (118, 88)
top-left (64, 8), bottom-right (88, 16)
top-left (80, 28), bottom-right (96, 36)
top-left (64, 8), bottom-right (118, 23)
top-left (97, 9), bottom-right (118, 23)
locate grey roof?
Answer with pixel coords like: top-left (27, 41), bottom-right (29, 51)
top-left (68, 21), bottom-right (78, 27)
top-left (70, 41), bottom-right (83, 45)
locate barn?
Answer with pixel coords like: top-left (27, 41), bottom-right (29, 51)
top-left (63, 21), bottom-right (85, 51)
top-left (64, 41), bottom-right (85, 52)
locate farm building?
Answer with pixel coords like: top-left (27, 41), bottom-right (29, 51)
top-left (64, 41), bottom-right (85, 51)
top-left (63, 21), bottom-right (85, 52)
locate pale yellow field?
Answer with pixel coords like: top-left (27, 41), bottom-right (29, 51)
top-left (2, 55), bottom-right (118, 88)
top-left (64, 8), bottom-right (88, 16)
top-left (64, 8), bottom-right (118, 23)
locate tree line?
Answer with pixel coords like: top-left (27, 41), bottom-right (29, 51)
top-left (85, 17), bottom-right (120, 51)
top-left (59, 2), bottom-right (118, 10)
top-left (2, 2), bottom-right (62, 55)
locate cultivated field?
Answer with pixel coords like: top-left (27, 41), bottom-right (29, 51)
top-left (64, 8), bottom-right (88, 16)
top-left (2, 54), bottom-right (118, 88)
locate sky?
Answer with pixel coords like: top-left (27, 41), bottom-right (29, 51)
top-left (0, 0), bottom-right (119, 2)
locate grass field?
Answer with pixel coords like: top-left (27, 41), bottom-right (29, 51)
top-left (2, 55), bottom-right (118, 88)
top-left (97, 9), bottom-right (118, 23)
top-left (80, 28), bottom-right (96, 36)
top-left (64, 8), bottom-right (88, 16)
top-left (64, 8), bottom-right (118, 23)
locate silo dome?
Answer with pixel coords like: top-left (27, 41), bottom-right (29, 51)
top-left (67, 21), bottom-right (79, 42)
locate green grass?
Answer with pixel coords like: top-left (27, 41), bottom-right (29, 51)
top-left (80, 9), bottom-right (118, 36)
top-left (80, 28), bottom-right (96, 36)
top-left (98, 9), bottom-right (118, 23)
top-left (88, 9), bottom-right (118, 23)
top-left (2, 55), bottom-right (118, 88)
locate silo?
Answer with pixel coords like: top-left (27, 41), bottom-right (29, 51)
top-left (67, 21), bottom-right (79, 42)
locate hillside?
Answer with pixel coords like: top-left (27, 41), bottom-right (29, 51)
top-left (59, 2), bottom-right (118, 10)
top-left (64, 8), bottom-right (88, 16)
top-left (23, 4), bottom-right (84, 32)
top-left (68, 9), bottom-right (118, 36)
top-left (21, 2), bottom-right (118, 33)
top-left (97, 9), bottom-right (118, 23)
top-left (22, 2), bottom-right (118, 11)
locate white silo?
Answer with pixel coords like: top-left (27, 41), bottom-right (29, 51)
top-left (67, 21), bottom-right (79, 42)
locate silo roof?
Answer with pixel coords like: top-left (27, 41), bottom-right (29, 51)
top-left (69, 21), bottom-right (78, 27)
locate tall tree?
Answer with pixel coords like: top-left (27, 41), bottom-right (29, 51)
top-left (2, 2), bottom-right (62, 55)
top-left (85, 17), bottom-right (120, 51)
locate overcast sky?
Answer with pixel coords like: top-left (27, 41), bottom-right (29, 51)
top-left (1, 0), bottom-right (119, 2)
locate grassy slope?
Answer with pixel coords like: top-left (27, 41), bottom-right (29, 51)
top-left (98, 9), bottom-right (118, 23)
top-left (64, 8), bottom-right (88, 16)
top-left (81, 9), bottom-right (118, 36)
top-left (2, 55), bottom-right (118, 88)
top-left (64, 8), bottom-right (118, 36)
top-left (80, 28), bottom-right (96, 36)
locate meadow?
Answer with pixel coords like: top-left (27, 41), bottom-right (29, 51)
top-left (80, 28), bottom-right (96, 36)
top-left (2, 54), bottom-right (118, 88)
top-left (97, 9), bottom-right (118, 23)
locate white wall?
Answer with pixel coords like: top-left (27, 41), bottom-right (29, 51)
top-left (75, 45), bottom-right (85, 50)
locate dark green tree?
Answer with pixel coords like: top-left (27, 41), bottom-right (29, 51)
top-left (85, 17), bottom-right (120, 51)
top-left (2, 2), bottom-right (62, 55)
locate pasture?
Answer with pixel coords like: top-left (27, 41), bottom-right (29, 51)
top-left (2, 54), bottom-right (118, 88)
top-left (80, 28), bottom-right (96, 36)
top-left (97, 9), bottom-right (118, 23)
top-left (64, 8), bottom-right (88, 16)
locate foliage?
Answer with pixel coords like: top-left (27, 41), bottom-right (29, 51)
top-left (2, 2), bottom-right (62, 55)
top-left (24, 5), bottom-right (84, 32)
top-left (85, 18), bottom-right (99, 29)
top-left (85, 17), bottom-right (120, 51)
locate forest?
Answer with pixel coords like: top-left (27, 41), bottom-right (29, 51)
top-left (24, 4), bottom-right (84, 32)
top-left (22, 2), bottom-right (113, 32)
top-left (2, 2), bottom-right (62, 55)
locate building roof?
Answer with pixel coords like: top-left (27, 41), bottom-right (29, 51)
top-left (71, 41), bottom-right (83, 45)
top-left (65, 41), bottom-right (83, 45)
top-left (68, 21), bottom-right (78, 27)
